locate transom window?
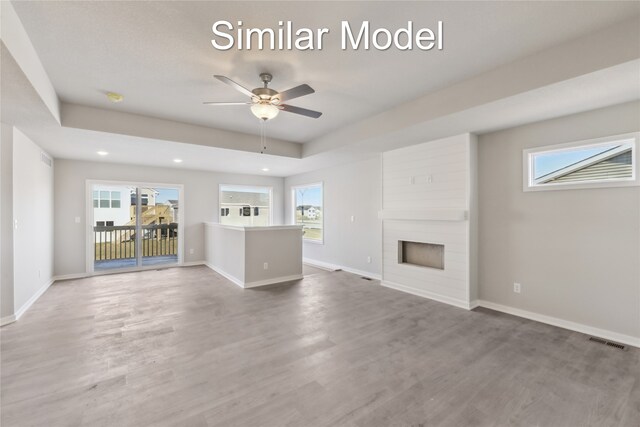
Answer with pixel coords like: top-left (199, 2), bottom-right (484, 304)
top-left (523, 133), bottom-right (638, 191)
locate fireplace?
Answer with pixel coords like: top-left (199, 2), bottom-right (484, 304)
top-left (398, 241), bottom-right (444, 270)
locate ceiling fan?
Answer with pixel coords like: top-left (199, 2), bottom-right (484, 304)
top-left (204, 73), bottom-right (322, 121)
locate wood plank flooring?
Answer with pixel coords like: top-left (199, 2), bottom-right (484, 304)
top-left (1, 266), bottom-right (638, 426)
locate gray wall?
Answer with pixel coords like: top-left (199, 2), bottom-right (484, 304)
top-left (13, 128), bottom-right (54, 312)
top-left (478, 101), bottom-right (640, 339)
top-left (1, 123), bottom-right (14, 319)
top-left (284, 156), bottom-right (382, 277)
top-left (54, 160), bottom-right (285, 276)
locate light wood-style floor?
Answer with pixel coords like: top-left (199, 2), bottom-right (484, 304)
top-left (1, 266), bottom-right (638, 426)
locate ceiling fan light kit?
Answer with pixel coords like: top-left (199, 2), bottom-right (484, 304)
top-left (251, 103), bottom-right (279, 121)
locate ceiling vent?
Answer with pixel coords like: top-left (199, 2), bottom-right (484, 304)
top-left (40, 152), bottom-right (52, 167)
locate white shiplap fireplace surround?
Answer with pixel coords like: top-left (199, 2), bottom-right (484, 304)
top-left (380, 134), bottom-right (478, 310)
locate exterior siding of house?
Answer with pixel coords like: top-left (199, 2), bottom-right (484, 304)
top-left (549, 150), bottom-right (632, 183)
top-left (220, 190), bottom-right (271, 226)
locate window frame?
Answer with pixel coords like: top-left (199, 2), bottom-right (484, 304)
top-left (523, 133), bottom-right (639, 192)
top-left (291, 182), bottom-right (324, 245)
top-left (218, 184), bottom-right (274, 226)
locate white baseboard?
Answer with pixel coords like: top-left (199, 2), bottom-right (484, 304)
top-left (12, 278), bottom-right (54, 322)
top-left (303, 258), bottom-right (381, 280)
top-left (381, 280), bottom-right (473, 310)
top-left (476, 300), bottom-right (640, 349)
top-left (205, 263), bottom-right (303, 289)
top-left (182, 261), bottom-right (206, 267)
top-left (303, 258), bottom-right (338, 271)
top-left (54, 261), bottom-right (207, 282)
top-left (244, 274), bottom-right (304, 288)
top-left (0, 314), bottom-right (16, 326)
top-left (54, 272), bottom-right (90, 281)
top-left (205, 263), bottom-right (244, 288)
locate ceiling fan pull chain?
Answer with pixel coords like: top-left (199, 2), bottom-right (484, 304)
top-left (260, 119), bottom-right (267, 154)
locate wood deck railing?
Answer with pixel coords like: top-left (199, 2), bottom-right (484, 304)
top-left (93, 224), bottom-right (178, 261)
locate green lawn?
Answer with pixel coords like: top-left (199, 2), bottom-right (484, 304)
top-left (302, 227), bottom-right (323, 241)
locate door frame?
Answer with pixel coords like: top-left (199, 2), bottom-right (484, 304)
top-left (85, 179), bottom-right (185, 274)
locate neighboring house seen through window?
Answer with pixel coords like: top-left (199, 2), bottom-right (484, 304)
top-left (292, 183), bottom-right (323, 243)
top-left (219, 185), bottom-right (272, 226)
top-left (524, 134), bottom-right (638, 191)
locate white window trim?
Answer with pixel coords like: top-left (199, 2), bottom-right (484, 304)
top-left (218, 184), bottom-right (274, 226)
top-left (291, 182), bottom-right (324, 245)
top-left (523, 132), bottom-right (639, 192)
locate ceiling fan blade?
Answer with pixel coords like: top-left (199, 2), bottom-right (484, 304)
top-left (214, 75), bottom-right (255, 98)
top-left (278, 84), bottom-right (315, 102)
top-left (280, 104), bottom-right (322, 119)
top-left (203, 101), bottom-right (252, 106)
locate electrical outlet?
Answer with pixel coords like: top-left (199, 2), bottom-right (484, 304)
top-left (367, 256), bottom-right (371, 264)
top-left (513, 282), bottom-right (521, 294)
top-left (350, 215), bottom-right (355, 222)
top-left (263, 262), bottom-right (269, 270)
top-left (74, 216), bottom-right (81, 224)
top-left (189, 248), bottom-right (194, 255)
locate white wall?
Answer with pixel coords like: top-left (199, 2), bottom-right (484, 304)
top-left (12, 128), bottom-right (54, 314)
top-left (54, 159), bottom-right (284, 277)
top-left (284, 156), bottom-right (382, 278)
top-left (0, 122), bottom-right (15, 320)
top-left (478, 100), bottom-right (640, 341)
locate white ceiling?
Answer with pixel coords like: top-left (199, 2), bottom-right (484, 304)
top-left (11, 0), bottom-right (640, 144)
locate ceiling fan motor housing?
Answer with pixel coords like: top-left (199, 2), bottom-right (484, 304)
top-left (252, 87), bottom-right (280, 104)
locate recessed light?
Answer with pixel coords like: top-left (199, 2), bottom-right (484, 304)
top-left (261, 167), bottom-right (269, 172)
top-left (173, 159), bottom-right (183, 163)
top-left (106, 92), bottom-right (124, 103)
top-left (97, 151), bottom-right (108, 156)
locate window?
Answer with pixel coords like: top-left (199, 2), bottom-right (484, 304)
top-left (219, 185), bottom-right (272, 226)
top-left (99, 191), bottom-right (110, 208)
top-left (524, 134), bottom-right (638, 192)
top-left (94, 190), bottom-right (122, 208)
top-left (292, 183), bottom-right (323, 243)
top-left (110, 191), bottom-right (121, 208)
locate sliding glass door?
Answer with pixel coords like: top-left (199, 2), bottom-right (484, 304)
top-left (140, 187), bottom-right (179, 267)
top-left (91, 183), bottom-right (181, 271)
